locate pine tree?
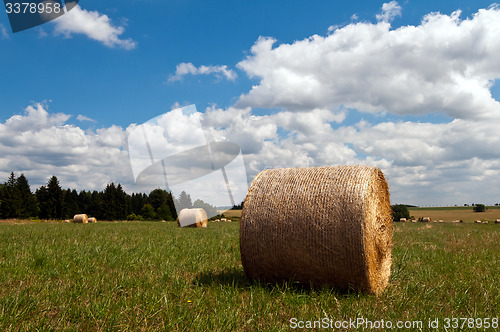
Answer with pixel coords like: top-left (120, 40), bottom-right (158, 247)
top-left (1, 173), bottom-right (21, 218)
top-left (78, 190), bottom-right (92, 214)
top-left (36, 186), bottom-right (50, 219)
top-left (103, 183), bottom-right (117, 220)
top-left (62, 189), bottom-right (80, 219)
top-left (90, 190), bottom-right (104, 219)
top-left (116, 184), bottom-right (128, 220)
top-left (178, 191), bottom-right (193, 210)
top-left (47, 176), bottom-right (63, 219)
top-left (16, 174), bottom-right (38, 218)
top-left (130, 193), bottom-right (146, 216)
top-left (166, 191), bottom-right (177, 219)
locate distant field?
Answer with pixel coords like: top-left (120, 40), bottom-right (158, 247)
top-left (218, 209), bottom-right (242, 218)
top-left (0, 221), bottom-right (498, 330)
top-left (224, 207), bottom-right (500, 223)
top-left (409, 207), bottom-right (500, 223)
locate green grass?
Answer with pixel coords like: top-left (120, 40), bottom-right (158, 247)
top-left (0, 221), bottom-right (499, 330)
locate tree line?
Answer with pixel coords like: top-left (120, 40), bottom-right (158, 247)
top-left (0, 173), bottom-right (217, 221)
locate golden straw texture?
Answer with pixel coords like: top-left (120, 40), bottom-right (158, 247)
top-left (178, 208), bottom-right (208, 228)
top-left (88, 217), bottom-right (97, 223)
top-left (239, 165), bottom-right (392, 294)
top-left (73, 214), bottom-right (89, 224)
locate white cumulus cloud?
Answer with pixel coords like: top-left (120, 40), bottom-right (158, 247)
top-left (53, 5), bottom-right (136, 50)
top-left (169, 62), bottom-right (237, 82)
top-left (237, 5), bottom-right (500, 120)
top-left (376, 1), bottom-right (402, 23)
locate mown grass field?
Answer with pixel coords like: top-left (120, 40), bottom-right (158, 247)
top-left (0, 219), bottom-right (499, 331)
top-left (409, 206), bottom-right (500, 223)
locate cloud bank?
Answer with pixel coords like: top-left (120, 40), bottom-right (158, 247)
top-left (237, 5), bottom-right (500, 120)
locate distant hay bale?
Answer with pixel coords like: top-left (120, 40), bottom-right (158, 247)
top-left (88, 217), bottom-right (97, 223)
top-left (221, 218), bottom-right (227, 222)
top-left (474, 220), bottom-right (482, 224)
top-left (178, 208), bottom-right (208, 228)
top-left (438, 220), bottom-right (444, 223)
top-left (411, 219), bottom-right (417, 223)
top-left (422, 217), bottom-right (431, 223)
top-left (240, 165), bottom-right (392, 294)
top-left (214, 219), bottom-right (220, 222)
top-left (483, 221), bottom-right (489, 224)
top-left (495, 219), bottom-right (500, 224)
top-left (73, 214), bottom-right (88, 223)
top-left (227, 219), bottom-right (232, 222)
top-left (399, 218), bottom-right (406, 223)
top-left (452, 220), bottom-right (460, 223)
top-left (64, 220), bottom-right (70, 223)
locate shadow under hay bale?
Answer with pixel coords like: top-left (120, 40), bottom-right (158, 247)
top-left (178, 208), bottom-right (208, 228)
top-left (240, 165), bottom-right (393, 295)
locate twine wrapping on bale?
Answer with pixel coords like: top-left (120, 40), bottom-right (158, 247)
top-left (178, 208), bottom-right (208, 228)
top-left (73, 214), bottom-right (88, 223)
top-left (239, 165), bottom-right (393, 294)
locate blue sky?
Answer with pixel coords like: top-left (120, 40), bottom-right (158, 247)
top-left (1, 0), bottom-right (500, 206)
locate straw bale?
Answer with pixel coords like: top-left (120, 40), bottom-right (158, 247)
top-left (64, 220), bottom-right (70, 223)
top-left (178, 208), bottom-right (208, 228)
top-left (88, 217), bottom-right (97, 223)
top-left (221, 218), bottom-right (227, 222)
top-left (422, 217), bottom-right (431, 223)
top-left (240, 165), bottom-right (392, 294)
top-left (399, 218), bottom-right (406, 222)
top-left (495, 219), bottom-right (500, 224)
top-left (73, 214), bottom-right (88, 223)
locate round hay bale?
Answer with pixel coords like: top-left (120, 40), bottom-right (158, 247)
top-left (221, 218), bottom-right (227, 222)
top-left (178, 208), bottom-right (208, 228)
top-left (495, 219), bottom-right (500, 224)
top-left (399, 218), bottom-right (406, 222)
top-left (88, 217), bottom-right (97, 223)
top-left (73, 214), bottom-right (88, 223)
top-left (64, 219), bottom-right (71, 223)
top-left (240, 165), bottom-right (392, 294)
top-left (422, 217), bottom-right (431, 223)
